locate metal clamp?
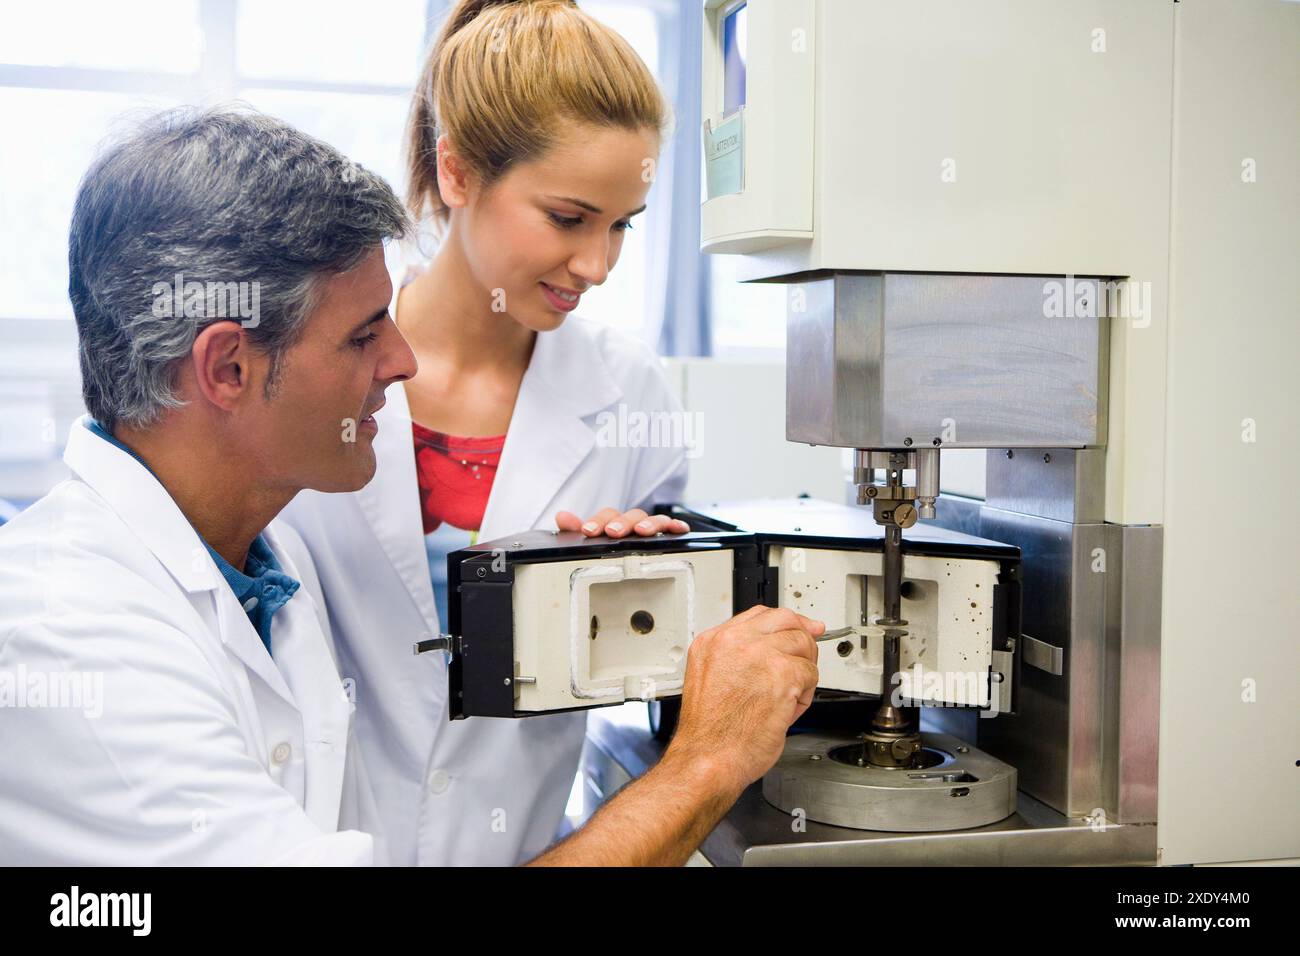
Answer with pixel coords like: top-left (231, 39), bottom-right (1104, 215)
top-left (1021, 634), bottom-right (1064, 676)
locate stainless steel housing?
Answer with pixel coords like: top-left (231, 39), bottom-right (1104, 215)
top-left (786, 273), bottom-right (1109, 449)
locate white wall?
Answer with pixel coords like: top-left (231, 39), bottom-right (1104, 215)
top-left (0, 318), bottom-right (80, 502)
top-left (662, 358), bottom-right (846, 505)
top-left (664, 358), bottom-right (989, 506)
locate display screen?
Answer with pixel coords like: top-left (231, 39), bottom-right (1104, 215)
top-left (723, 2), bottom-right (747, 116)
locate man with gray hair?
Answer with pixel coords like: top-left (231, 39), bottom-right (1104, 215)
top-left (0, 107), bottom-right (822, 865)
top-left (0, 107), bottom-right (417, 864)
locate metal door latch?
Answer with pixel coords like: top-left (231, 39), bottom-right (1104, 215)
top-left (413, 634), bottom-right (459, 659)
top-left (1022, 634), bottom-right (1064, 676)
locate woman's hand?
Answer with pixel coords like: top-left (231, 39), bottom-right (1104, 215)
top-left (554, 507), bottom-right (691, 539)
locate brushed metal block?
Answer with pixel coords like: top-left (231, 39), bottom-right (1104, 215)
top-left (786, 273), bottom-right (1108, 449)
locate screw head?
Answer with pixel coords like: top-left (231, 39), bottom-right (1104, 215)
top-left (1043, 453), bottom-right (1052, 464)
top-left (932, 437), bottom-right (942, 446)
top-left (1005, 450), bottom-right (1014, 459)
top-left (476, 566), bottom-right (487, 578)
top-left (903, 437), bottom-right (913, 447)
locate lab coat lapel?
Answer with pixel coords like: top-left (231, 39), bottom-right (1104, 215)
top-left (210, 574), bottom-right (298, 708)
top-left (263, 524), bottom-right (352, 831)
top-left (480, 321), bottom-right (622, 539)
top-left (64, 418), bottom-right (297, 707)
top-left (354, 382), bottom-right (441, 631)
top-left (64, 418), bottom-right (220, 594)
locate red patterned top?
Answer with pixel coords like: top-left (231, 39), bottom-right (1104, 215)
top-left (412, 422), bottom-right (506, 535)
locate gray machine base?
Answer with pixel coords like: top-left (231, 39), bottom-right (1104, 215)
top-left (762, 732), bottom-right (1017, 832)
top-left (580, 710), bottom-right (1158, 866)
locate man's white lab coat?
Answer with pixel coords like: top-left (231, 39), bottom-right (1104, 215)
top-left (0, 421), bottom-right (381, 865)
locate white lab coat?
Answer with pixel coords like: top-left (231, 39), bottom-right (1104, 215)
top-left (281, 257), bottom-right (689, 866)
top-left (0, 420), bottom-right (382, 865)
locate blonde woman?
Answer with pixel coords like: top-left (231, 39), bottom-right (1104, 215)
top-left (282, 0), bottom-right (695, 865)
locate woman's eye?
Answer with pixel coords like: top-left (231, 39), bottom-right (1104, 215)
top-left (351, 331), bottom-right (379, 349)
top-left (548, 211), bottom-right (583, 229)
top-left (614, 220), bottom-right (634, 232)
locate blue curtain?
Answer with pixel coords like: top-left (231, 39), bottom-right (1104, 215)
top-left (650, 0), bottom-right (711, 357)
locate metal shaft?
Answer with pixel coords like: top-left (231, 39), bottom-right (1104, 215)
top-left (870, 463), bottom-right (919, 752)
top-left (881, 524), bottom-right (903, 625)
top-left (853, 447), bottom-right (925, 764)
top-left (881, 629), bottom-right (901, 704)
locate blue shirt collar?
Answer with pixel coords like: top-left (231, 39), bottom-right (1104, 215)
top-left (206, 535), bottom-right (299, 654)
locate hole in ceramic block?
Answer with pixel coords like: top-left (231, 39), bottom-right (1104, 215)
top-left (586, 576), bottom-right (685, 682)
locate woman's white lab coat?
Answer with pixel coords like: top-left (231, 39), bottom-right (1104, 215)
top-left (281, 269), bottom-right (689, 866)
top-left (0, 420), bottom-right (382, 865)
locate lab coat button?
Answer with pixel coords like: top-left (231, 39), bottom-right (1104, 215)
top-left (271, 742), bottom-right (292, 765)
top-left (426, 768), bottom-right (450, 794)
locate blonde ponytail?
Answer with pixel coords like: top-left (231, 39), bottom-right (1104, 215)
top-left (404, 0), bottom-right (668, 223)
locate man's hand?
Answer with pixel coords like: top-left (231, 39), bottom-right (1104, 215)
top-left (555, 507), bottom-right (690, 539)
top-left (527, 605), bottom-right (824, 866)
top-left (665, 606), bottom-right (824, 794)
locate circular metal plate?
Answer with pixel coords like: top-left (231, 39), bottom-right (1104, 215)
top-left (762, 731), bottom-right (1017, 832)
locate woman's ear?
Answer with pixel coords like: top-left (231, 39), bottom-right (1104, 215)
top-left (436, 134), bottom-right (473, 212)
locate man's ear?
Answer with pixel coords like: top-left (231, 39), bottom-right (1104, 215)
top-left (190, 321), bottom-right (253, 412)
top-left (436, 134), bottom-right (474, 212)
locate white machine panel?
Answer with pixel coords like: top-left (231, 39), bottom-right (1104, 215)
top-left (1157, 0), bottom-right (1300, 866)
top-left (768, 545), bottom-right (1002, 706)
top-left (700, 0), bottom-right (815, 253)
top-left (506, 542), bottom-right (1003, 713)
top-left (510, 549), bottom-right (735, 712)
top-left (707, 0), bottom-right (1174, 280)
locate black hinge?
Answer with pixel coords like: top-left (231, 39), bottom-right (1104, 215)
top-left (731, 559), bottom-right (778, 612)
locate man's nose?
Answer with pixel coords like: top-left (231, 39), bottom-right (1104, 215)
top-left (378, 317), bottom-right (418, 383)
